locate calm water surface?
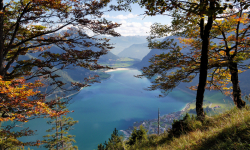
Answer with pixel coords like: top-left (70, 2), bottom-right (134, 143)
top-left (21, 69), bottom-right (195, 150)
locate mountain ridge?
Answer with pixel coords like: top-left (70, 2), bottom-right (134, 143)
top-left (117, 43), bottom-right (150, 60)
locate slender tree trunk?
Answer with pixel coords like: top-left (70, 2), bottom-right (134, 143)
top-left (229, 61), bottom-right (245, 108)
top-left (196, 48), bottom-right (207, 120)
top-left (0, 0), bottom-right (5, 121)
top-left (60, 117), bottom-right (64, 150)
top-left (55, 100), bottom-right (59, 150)
top-left (158, 108), bottom-right (160, 135)
top-left (196, 0), bottom-right (214, 121)
top-left (0, 0), bottom-right (4, 77)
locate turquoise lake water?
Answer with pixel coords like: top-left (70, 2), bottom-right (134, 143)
top-left (19, 68), bottom-right (196, 150)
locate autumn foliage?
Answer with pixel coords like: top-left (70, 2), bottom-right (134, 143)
top-left (0, 0), bottom-right (120, 148)
top-left (0, 76), bottom-right (68, 122)
top-left (133, 0), bottom-right (250, 119)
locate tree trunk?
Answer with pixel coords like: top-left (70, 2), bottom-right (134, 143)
top-left (0, 0), bottom-right (4, 77)
top-left (229, 61), bottom-right (245, 108)
top-left (60, 117), bottom-right (64, 150)
top-left (196, 0), bottom-right (214, 121)
top-left (195, 37), bottom-right (208, 121)
top-left (196, 53), bottom-right (208, 120)
top-left (158, 108), bottom-right (160, 135)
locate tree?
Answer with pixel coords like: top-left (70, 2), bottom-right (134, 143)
top-left (97, 128), bottom-right (124, 150)
top-left (177, 1), bottom-right (250, 108)
top-left (127, 125), bottom-right (147, 146)
top-left (0, 76), bottom-right (63, 149)
top-left (208, 4), bottom-right (250, 108)
top-left (0, 0), bottom-right (120, 148)
top-left (43, 99), bottom-right (78, 150)
top-left (126, 0), bottom-right (250, 120)
top-left (166, 1), bottom-right (250, 107)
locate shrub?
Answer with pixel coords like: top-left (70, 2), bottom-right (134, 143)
top-left (169, 113), bottom-right (202, 138)
top-left (127, 125), bottom-right (148, 145)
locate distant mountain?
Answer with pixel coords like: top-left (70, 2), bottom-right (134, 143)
top-left (117, 43), bottom-right (150, 60)
top-left (20, 44), bottom-right (113, 99)
top-left (133, 36), bottom-right (185, 69)
top-left (98, 51), bottom-right (120, 62)
top-left (100, 36), bottom-right (148, 55)
top-left (133, 48), bottom-right (164, 69)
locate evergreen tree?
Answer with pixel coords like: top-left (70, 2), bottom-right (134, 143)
top-left (127, 125), bottom-right (147, 146)
top-left (98, 128), bottom-right (124, 150)
top-left (43, 99), bottom-right (78, 150)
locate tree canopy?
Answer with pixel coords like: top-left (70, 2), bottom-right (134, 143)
top-left (129, 0), bottom-right (250, 119)
top-left (0, 0), bottom-right (120, 148)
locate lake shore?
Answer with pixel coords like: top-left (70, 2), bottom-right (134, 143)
top-left (46, 68), bottom-right (124, 100)
top-left (120, 99), bottom-right (195, 140)
top-left (105, 68), bottom-right (132, 72)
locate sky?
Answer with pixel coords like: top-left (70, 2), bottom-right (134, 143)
top-left (4, 0), bottom-right (172, 37)
top-left (102, 1), bottom-right (172, 36)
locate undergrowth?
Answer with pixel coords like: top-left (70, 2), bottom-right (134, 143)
top-left (98, 106), bottom-right (250, 150)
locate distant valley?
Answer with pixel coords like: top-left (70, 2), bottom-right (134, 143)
top-left (102, 35), bottom-right (148, 55)
top-left (21, 34), bottom-right (250, 100)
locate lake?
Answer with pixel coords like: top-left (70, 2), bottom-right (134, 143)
top-left (19, 68), bottom-right (195, 150)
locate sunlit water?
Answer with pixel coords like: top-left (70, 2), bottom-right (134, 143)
top-left (19, 68), bottom-right (195, 150)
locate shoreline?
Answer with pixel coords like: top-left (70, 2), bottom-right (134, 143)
top-left (46, 86), bottom-right (84, 100)
top-left (120, 99), bottom-right (194, 140)
top-left (181, 99), bottom-right (195, 112)
top-left (46, 68), bottom-right (131, 100)
top-left (104, 68), bottom-right (133, 72)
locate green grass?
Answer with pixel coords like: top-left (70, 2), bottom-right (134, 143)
top-left (187, 90), bottom-right (234, 115)
top-left (122, 106), bottom-right (250, 150)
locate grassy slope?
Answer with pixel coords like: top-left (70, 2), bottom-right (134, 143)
top-left (187, 91), bottom-right (234, 116)
top-left (126, 106), bottom-right (250, 150)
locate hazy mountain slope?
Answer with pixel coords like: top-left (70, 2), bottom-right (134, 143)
top-left (103, 36), bottom-right (148, 55)
top-left (19, 45), bottom-right (112, 99)
top-left (133, 35), bottom-right (250, 96)
top-left (133, 36), bottom-right (186, 69)
top-left (98, 51), bottom-right (120, 62)
top-left (133, 48), bottom-right (164, 69)
top-left (117, 43), bottom-right (150, 60)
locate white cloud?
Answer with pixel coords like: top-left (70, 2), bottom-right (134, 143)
top-left (143, 22), bottom-right (153, 27)
top-left (115, 21), bottom-right (153, 36)
top-left (103, 13), bottom-right (138, 20)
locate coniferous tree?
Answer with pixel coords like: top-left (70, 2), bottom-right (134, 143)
top-left (127, 125), bottom-right (147, 146)
top-left (98, 128), bottom-right (124, 150)
top-left (43, 99), bottom-right (78, 150)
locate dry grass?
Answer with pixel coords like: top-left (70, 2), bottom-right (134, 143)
top-left (125, 106), bottom-right (250, 150)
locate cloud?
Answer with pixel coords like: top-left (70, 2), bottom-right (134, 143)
top-left (103, 13), bottom-right (138, 20)
top-left (115, 21), bottom-right (153, 36)
top-left (56, 19), bottom-right (153, 36)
